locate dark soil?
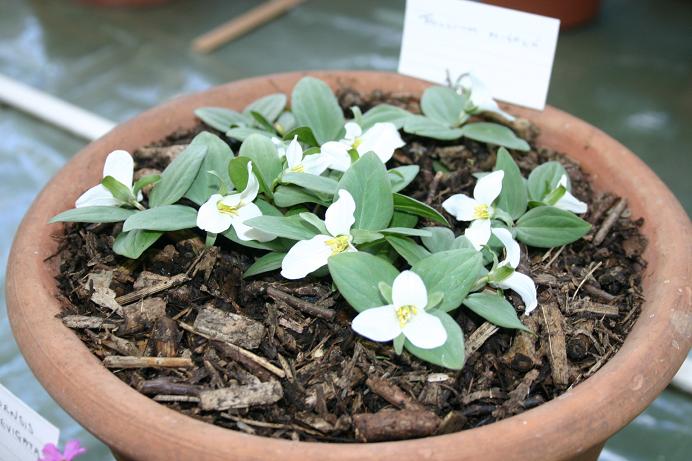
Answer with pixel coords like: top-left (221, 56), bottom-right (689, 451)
top-left (53, 89), bottom-right (646, 443)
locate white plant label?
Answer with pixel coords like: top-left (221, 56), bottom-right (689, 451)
top-left (0, 383), bottom-right (60, 461)
top-left (398, 0), bottom-right (560, 110)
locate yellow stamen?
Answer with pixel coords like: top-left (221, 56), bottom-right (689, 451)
top-left (290, 163), bottom-right (305, 173)
top-left (473, 204), bottom-right (490, 220)
top-left (216, 200), bottom-right (239, 216)
top-left (352, 137), bottom-right (363, 149)
top-left (325, 235), bottom-right (350, 256)
top-left (396, 304), bottom-right (418, 327)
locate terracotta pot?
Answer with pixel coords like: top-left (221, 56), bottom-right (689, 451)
top-left (484, 0), bottom-right (601, 30)
top-left (6, 71), bottom-right (691, 461)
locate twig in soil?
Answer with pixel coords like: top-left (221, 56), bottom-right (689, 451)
top-left (461, 388), bottom-right (507, 405)
top-left (264, 286), bottom-right (336, 320)
top-left (62, 315), bottom-right (116, 330)
top-left (198, 381), bottom-right (283, 411)
top-left (571, 261), bottom-right (603, 301)
top-left (593, 198), bottom-right (627, 246)
top-left (465, 322), bottom-right (499, 357)
top-left (426, 171), bottom-right (444, 204)
top-left (570, 300), bottom-right (619, 318)
top-left (179, 321), bottom-right (284, 378)
top-left (366, 377), bottom-right (425, 411)
top-left (582, 284), bottom-right (618, 303)
top-left (540, 304), bottom-right (570, 387)
top-left (542, 245), bottom-right (565, 269)
top-left (138, 378), bottom-right (202, 396)
top-left (353, 409), bottom-right (440, 442)
top-left (492, 369), bottom-right (540, 419)
top-left (192, 305), bottom-right (265, 349)
top-left (153, 395), bottom-right (201, 403)
top-left (103, 356), bottom-right (194, 369)
top-left (115, 273), bottom-right (189, 305)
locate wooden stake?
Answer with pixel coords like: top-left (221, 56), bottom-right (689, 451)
top-left (193, 0), bottom-right (304, 54)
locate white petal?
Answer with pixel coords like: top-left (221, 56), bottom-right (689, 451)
top-left (218, 193), bottom-right (242, 208)
top-left (495, 271), bottom-right (538, 314)
top-left (325, 189), bottom-right (356, 237)
top-left (558, 174), bottom-right (569, 189)
top-left (285, 136), bottom-right (302, 169)
top-left (402, 311), bottom-right (447, 349)
top-left (442, 194), bottom-right (479, 222)
top-left (462, 74), bottom-right (515, 121)
top-left (492, 227), bottom-right (521, 269)
top-left (344, 121), bottom-right (362, 141)
top-left (300, 153), bottom-right (330, 176)
top-left (392, 270), bottom-right (428, 311)
top-left (75, 184), bottom-right (119, 208)
top-left (280, 234), bottom-right (333, 279)
top-left (351, 305), bottom-right (402, 342)
top-left (103, 150), bottom-right (135, 187)
top-left (465, 219), bottom-right (491, 250)
top-left (321, 141), bottom-right (352, 172)
top-left (474, 170), bottom-right (504, 205)
top-left (357, 122), bottom-right (405, 165)
top-left (240, 161), bottom-right (259, 203)
top-left (197, 194), bottom-right (233, 233)
top-left (271, 137), bottom-right (287, 158)
top-left (232, 202), bottom-right (275, 242)
top-left (555, 191), bottom-right (588, 214)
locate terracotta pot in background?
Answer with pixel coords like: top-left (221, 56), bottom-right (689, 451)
top-left (6, 71), bottom-right (691, 461)
top-left (484, 0), bottom-right (601, 29)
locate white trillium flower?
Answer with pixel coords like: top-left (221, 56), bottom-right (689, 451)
top-left (284, 136), bottom-right (330, 176)
top-left (196, 162), bottom-right (275, 242)
top-left (490, 227), bottom-right (538, 314)
top-left (460, 73), bottom-right (515, 122)
top-left (442, 170), bottom-right (505, 250)
top-left (75, 150), bottom-right (141, 208)
top-left (351, 271), bottom-right (447, 349)
top-left (320, 121), bottom-right (405, 172)
top-left (553, 175), bottom-right (588, 214)
top-left (281, 189), bottom-right (357, 279)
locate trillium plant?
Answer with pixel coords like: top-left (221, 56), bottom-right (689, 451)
top-left (51, 76), bottom-right (592, 370)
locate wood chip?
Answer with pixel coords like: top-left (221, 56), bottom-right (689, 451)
top-left (593, 198), bottom-right (627, 246)
top-left (62, 315), bottom-right (116, 329)
top-left (116, 273), bottom-right (189, 305)
top-left (136, 144), bottom-right (188, 163)
top-left (198, 381), bottom-right (283, 411)
top-left (492, 369), bottom-right (540, 418)
top-left (153, 395), bottom-right (201, 403)
top-left (265, 286), bottom-right (336, 320)
top-left (465, 322), bottom-right (499, 357)
top-left (193, 305), bottom-right (265, 350)
top-left (353, 409), bottom-right (440, 442)
top-left (366, 377), bottom-right (425, 411)
top-left (151, 317), bottom-right (179, 357)
top-left (570, 299), bottom-right (619, 318)
top-left (540, 304), bottom-right (570, 387)
top-left (119, 297), bottom-right (166, 334)
top-left (103, 356), bottom-right (193, 369)
top-left (86, 270), bottom-right (122, 314)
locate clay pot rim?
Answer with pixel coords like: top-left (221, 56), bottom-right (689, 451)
top-left (6, 71), bottom-right (691, 461)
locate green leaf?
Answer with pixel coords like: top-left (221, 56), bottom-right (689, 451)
top-left (195, 107), bottom-right (251, 132)
top-left (249, 111), bottom-right (275, 133)
top-left (460, 122), bottom-right (530, 151)
top-left (113, 229), bottom-right (162, 259)
top-left (515, 206), bottom-right (592, 247)
top-left (49, 206), bottom-right (136, 224)
top-left (282, 126), bottom-right (319, 147)
top-left (412, 249), bottom-right (483, 312)
top-left (244, 215), bottom-right (318, 241)
top-left (239, 134), bottom-right (283, 196)
top-left (405, 311), bottom-right (464, 370)
top-left (243, 252), bottom-right (286, 278)
top-left (378, 282), bottom-right (393, 304)
top-left (452, 235), bottom-right (475, 250)
top-left (243, 93), bottom-right (287, 123)
top-left (527, 161), bottom-right (567, 201)
top-left (299, 212), bottom-right (328, 234)
top-left (226, 127), bottom-right (272, 142)
top-left (390, 211), bottom-right (418, 228)
top-left (393, 193), bottom-right (448, 226)
top-left (228, 156), bottom-right (251, 191)
top-left (420, 86), bottom-right (465, 126)
top-left (185, 132), bottom-right (234, 205)
top-left (463, 292), bottom-right (530, 331)
top-left (380, 227), bottom-right (432, 238)
top-left (351, 229), bottom-right (385, 244)
top-left (273, 185), bottom-right (328, 207)
top-left (123, 205), bottom-right (197, 232)
top-left (220, 227), bottom-right (288, 252)
top-left (149, 142), bottom-right (208, 207)
top-left (336, 153), bottom-right (393, 230)
top-left (421, 227), bottom-right (456, 253)
top-left (494, 147), bottom-right (528, 219)
top-left (282, 172), bottom-right (338, 195)
top-left (361, 104), bottom-right (412, 130)
top-left (403, 115), bottom-right (464, 140)
top-left (275, 111), bottom-right (297, 135)
top-left (132, 174), bottom-right (160, 196)
top-left (328, 252), bottom-right (399, 312)
top-left (388, 165), bottom-right (419, 193)
top-left (255, 198), bottom-right (283, 217)
top-left (101, 176), bottom-right (135, 204)
top-left (291, 76), bottom-right (344, 144)
top-left (385, 235), bottom-right (431, 265)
